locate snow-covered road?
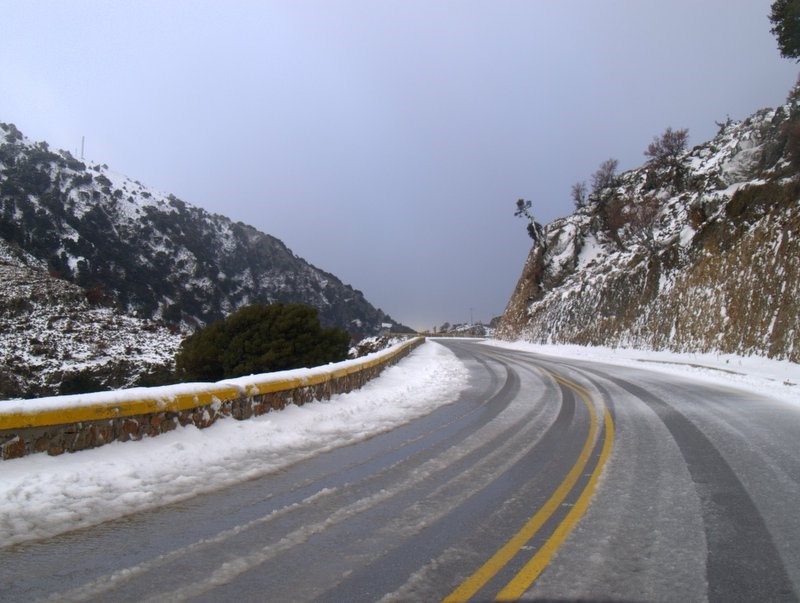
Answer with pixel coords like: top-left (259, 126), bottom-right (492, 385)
top-left (2, 339), bottom-right (799, 601)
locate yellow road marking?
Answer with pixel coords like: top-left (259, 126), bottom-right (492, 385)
top-left (496, 405), bottom-right (614, 600)
top-left (444, 370), bottom-right (606, 603)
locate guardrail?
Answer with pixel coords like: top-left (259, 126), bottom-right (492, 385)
top-left (0, 337), bottom-right (425, 460)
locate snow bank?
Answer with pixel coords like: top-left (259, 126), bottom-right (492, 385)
top-left (0, 339), bottom-right (420, 416)
top-left (0, 341), bottom-right (469, 546)
top-left (488, 340), bottom-right (800, 406)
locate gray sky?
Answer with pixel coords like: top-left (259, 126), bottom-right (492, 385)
top-left (2, 1), bottom-right (797, 330)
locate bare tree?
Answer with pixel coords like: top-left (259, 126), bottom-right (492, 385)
top-left (601, 195), bottom-right (627, 249)
top-left (601, 186), bottom-right (660, 252)
top-left (645, 127), bottom-right (689, 167)
top-left (590, 158), bottom-right (619, 198)
top-left (570, 181), bottom-right (588, 209)
top-left (644, 127), bottom-right (689, 191)
top-left (628, 195), bottom-right (661, 252)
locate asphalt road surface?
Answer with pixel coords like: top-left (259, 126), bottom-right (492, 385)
top-left (3, 339), bottom-right (799, 601)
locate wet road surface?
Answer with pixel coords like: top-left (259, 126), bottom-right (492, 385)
top-left (2, 340), bottom-right (799, 601)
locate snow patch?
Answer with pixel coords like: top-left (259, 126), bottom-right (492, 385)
top-left (488, 340), bottom-right (800, 406)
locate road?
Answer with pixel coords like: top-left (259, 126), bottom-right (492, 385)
top-left (3, 340), bottom-right (799, 601)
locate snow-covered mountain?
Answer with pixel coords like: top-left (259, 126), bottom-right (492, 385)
top-left (498, 87), bottom-right (800, 362)
top-left (0, 122), bottom-right (412, 398)
top-left (0, 122), bottom-right (410, 338)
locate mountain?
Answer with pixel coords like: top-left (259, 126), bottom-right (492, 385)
top-left (498, 86), bottom-right (800, 363)
top-left (0, 122), bottom-right (412, 399)
top-left (0, 122), bottom-right (409, 339)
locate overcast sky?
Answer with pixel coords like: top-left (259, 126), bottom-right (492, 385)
top-left (2, 1), bottom-right (797, 330)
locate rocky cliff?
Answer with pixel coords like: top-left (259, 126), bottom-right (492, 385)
top-left (498, 88), bottom-right (800, 362)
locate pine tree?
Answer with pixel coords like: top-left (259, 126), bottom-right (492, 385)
top-left (770, 0), bottom-right (800, 61)
top-left (514, 199), bottom-right (544, 244)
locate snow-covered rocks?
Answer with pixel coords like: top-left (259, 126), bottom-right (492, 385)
top-left (498, 91), bottom-right (800, 363)
top-left (0, 247), bottom-right (182, 399)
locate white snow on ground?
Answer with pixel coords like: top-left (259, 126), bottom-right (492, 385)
top-left (0, 341), bottom-right (469, 547)
top-left (487, 340), bottom-right (800, 406)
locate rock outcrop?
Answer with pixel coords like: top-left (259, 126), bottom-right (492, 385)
top-left (498, 88), bottom-right (800, 362)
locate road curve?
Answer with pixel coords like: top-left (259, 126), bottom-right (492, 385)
top-left (2, 340), bottom-right (799, 602)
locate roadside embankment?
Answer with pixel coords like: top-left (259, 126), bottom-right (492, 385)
top-left (0, 337), bottom-right (425, 460)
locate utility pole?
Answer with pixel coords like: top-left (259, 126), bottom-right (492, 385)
top-left (80, 136), bottom-right (85, 160)
top-left (469, 307), bottom-right (474, 326)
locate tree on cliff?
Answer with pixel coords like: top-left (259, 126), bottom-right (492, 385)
top-left (644, 127), bottom-right (689, 191)
top-left (514, 199), bottom-right (545, 245)
top-left (770, 0), bottom-right (800, 60)
top-left (175, 303), bottom-right (350, 381)
top-left (571, 181), bottom-right (588, 209)
top-left (590, 158), bottom-right (619, 205)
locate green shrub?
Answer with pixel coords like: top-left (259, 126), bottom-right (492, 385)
top-left (175, 303), bottom-right (350, 382)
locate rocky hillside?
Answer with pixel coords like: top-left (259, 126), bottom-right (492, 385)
top-left (0, 122), bottom-right (408, 339)
top-left (0, 240), bottom-right (183, 398)
top-left (498, 87), bottom-right (800, 362)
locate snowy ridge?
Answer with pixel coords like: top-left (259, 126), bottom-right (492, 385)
top-left (0, 240), bottom-right (183, 399)
top-left (0, 121), bottom-right (409, 337)
top-left (0, 121), bottom-right (411, 398)
top-left (499, 89), bottom-right (800, 362)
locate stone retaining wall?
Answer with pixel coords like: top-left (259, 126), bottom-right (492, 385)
top-left (1, 338), bottom-right (424, 460)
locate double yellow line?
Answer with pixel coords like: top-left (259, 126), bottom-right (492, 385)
top-left (444, 371), bottom-right (614, 602)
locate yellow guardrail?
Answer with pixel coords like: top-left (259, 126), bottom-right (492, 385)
top-left (0, 385), bottom-right (243, 431)
top-left (0, 338), bottom-right (424, 431)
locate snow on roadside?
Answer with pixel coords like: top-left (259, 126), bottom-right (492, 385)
top-left (1, 339), bottom-right (419, 414)
top-left (0, 341), bottom-right (469, 547)
top-left (487, 339), bottom-right (800, 406)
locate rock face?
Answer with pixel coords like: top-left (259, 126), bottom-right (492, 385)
top-left (498, 89), bottom-right (800, 362)
top-left (0, 122), bottom-right (409, 339)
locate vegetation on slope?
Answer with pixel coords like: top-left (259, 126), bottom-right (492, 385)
top-left (0, 121), bottom-right (408, 338)
top-left (498, 87), bottom-right (800, 362)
